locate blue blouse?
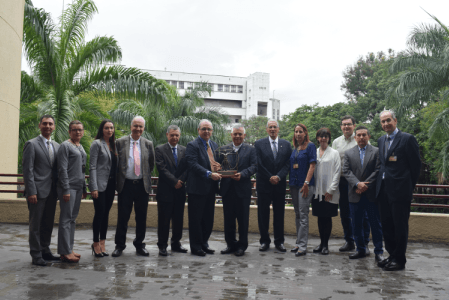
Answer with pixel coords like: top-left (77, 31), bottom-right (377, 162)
top-left (289, 142), bottom-right (317, 187)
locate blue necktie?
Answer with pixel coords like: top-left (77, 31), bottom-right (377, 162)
top-left (360, 147), bottom-right (366, 166)
top-left (272, 141), bottom-right (277, 160)
top-left (172, 147), bottom-right (178, 167)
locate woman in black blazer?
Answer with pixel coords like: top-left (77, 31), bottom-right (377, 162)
top-left (89, 119), bottom-right (117, 257)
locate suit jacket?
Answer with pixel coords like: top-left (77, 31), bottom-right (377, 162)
top-left (342, 144), bottom-right (380, 203)
top-left (215, 143), bottom-right (257, 199)
top-left (23, 136), bottom-right (60, 199)
top-left (254, 137), bottom-right (292, 194)
top-left (155, 143), bottom-right (188, 202)
top-left (116, 136), bottom-right (155, 194)
top-left (375, 130), bottom-right (421, 201)
top-left (184, 137), bottom-right (219, 195)
top-left (89, 139), bottom-right (117, 192)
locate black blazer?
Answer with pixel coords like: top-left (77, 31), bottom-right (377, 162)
top-left (155, 143), bottom-right (187, 202)
top-left (254, 137), bottom-right (292, 194)
top-left (215, 143), bottom-right (257, 199)
top-left (375, 130), bottom-right (421, 202)
top-left (185, 137), bottom-right (219, 196)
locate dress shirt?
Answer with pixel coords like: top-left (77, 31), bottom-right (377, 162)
top-left (169, 143), bottom-right (178, 155)
top-left (126, 136), bottom-right (143, 180)
top-left (40, 134), bottom-right (55, 153)
top-left (233, 143), bottom-right (242, 152)
top-left (314, 146), bottom-right (341, 204)
top-left (269, 136), bottom-right (279, 152)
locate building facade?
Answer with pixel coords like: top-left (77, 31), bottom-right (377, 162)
top-left (146, 70), bottom-right (281, 124)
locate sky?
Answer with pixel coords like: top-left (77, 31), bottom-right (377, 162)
top-left (22, 0), bottom-right (449, 117)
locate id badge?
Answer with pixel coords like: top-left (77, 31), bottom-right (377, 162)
top-left (293, 164), bottom-right (299, 169)
top-left (388, 156), bottom-right (397, 162)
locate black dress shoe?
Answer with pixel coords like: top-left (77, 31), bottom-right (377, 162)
top-left (111, 249), bottom-right (123, 257)
top-left (136, 247), bottom-right (150, 256)
top-left (383, 261), bottom-right (405, 271)
top-left (291, 246), bottom-right (299, 253)
top-left (349, 251), bottom-right (366, 259)
top-left (220, 247), bottom-right (235, 254)
top-left (275, 244), bottom-right (287, 252)
top-left (295, 250), bottom-right (306, 257)
top-left (32, 257), bottom-right (47, 266)
top-left (192, 249), bottom-right (206, 256)
top-left (171, 245), bottom-right (188, 253)
top-left (365, 245), bottom-right (371, 256)
top-left (313, 244), bottom-right (323, 253)
top-left (375, 254), bottom-right (385, 263)
top-left (339, 242), bottom-right (355, 252)
top-left (202, 247), bottom-right (215, 254)
top-left (259, 243), bottom-right (270, 251)
top-left (42, 251), bottom-right (60, 261)
top-left (321, 247), bottom-right (329, 255)
top-left (234, 249), bottom-right (245, 256)
top-left (159, 248), bottom-right (168, 256)
top-left (377, 256), bottom-right (392, 268)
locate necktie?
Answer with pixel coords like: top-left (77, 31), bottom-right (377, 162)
top-left (385, 136), bottom-right (391, 158)
top-left (133, 141), bottom-right (140, 176)
top-left (272, 141), bottom-right (278, 160)
top-left (47, 141), bottom-right (54, 166)
top-left (207, 142), bottom-right (218, 171)
top-left (360, 147), bottom-right (365, 166)
top-left (172, 147), bottom-right (178, 167)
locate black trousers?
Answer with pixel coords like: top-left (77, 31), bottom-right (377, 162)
top-left (257, 188), bottom-right (285, 246)
top-left (28, 188), bottom-right (58, 258)
top-left (157, 190), bottom-right (186, 249)
top-left (378, 182), bottom-right (411, 265)
top-left (188, 191), bottom-right (215, 252)
top-left (114, 180), bottom-right (149, 250)
top-left (92, 178), bottom-right (116, 242)
top-left (222, 185), bottom-right (251, 251)
top-left (318, 217), bottom-right (333, 247)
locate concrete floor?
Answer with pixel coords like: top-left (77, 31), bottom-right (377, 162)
top-left (0, 223), bottom-right (448, 300)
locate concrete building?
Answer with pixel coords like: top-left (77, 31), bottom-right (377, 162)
top-left (146, 70), bottom-right (281, 124)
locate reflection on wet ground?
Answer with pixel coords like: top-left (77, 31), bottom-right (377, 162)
top-left (0, 223), bottom-right (448, 299)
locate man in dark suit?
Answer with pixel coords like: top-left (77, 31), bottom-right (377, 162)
top-left (376, 110), bottom-right (421, 271)
top-left (255, 119), bottom-right (292, 252)
top-left (23, 114), bottom-right (60, 266)
top-left (216, 125), bottom-right (257, 257)
top-left (155, 125), bottom-right (188, 256)
top-left (112, 116), bottom-right (155, 257)
top-left (342, 126), bottom-right (384, 262)
top-left (185, 119), bottom-right (222, 256)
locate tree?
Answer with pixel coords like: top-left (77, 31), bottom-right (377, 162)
top-left (240, 115), bottom-right (269, 145)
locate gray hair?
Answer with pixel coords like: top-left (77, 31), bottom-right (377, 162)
top-left (232, 124), bottom-right (245, 134)
top-left (198, 119), bottom-right (213, 129)
top-left (131, 115), bottom-right (146, 127)
top-left (266, 119), bottom-right (279, 128)
top-left (380, 110), bottom-right (396, 119)
top-left (167, 125), bottom-right (181, 134)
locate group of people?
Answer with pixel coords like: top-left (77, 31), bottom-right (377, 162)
top-left (23, 109), bottom-right (421, 272)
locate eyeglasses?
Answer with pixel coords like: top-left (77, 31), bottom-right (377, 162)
top-left (200, 128), bottom-right (213, 132)
top-left (268, 126), bottom-right (278, 129)
top-left (341, 123), bottom-right (353, 127)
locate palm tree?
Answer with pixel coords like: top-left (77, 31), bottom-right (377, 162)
top-left (389, 11), bottom-right (449, 176)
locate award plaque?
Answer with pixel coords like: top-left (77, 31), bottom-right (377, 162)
top-left (214, 148), bottom-right (239, 178)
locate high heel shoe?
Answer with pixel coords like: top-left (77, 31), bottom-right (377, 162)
top-left (61, 254), bottom-right (80, 263)
top-left (91, 244), bottom-right (104, 257)
top-left (100, 240), bottom-right (109, 256)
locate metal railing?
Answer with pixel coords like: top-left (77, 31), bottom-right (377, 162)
top-left (1, 174), bottom-right (448, 210)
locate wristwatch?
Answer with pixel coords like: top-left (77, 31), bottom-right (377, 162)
top-left (304, 181), bottom-right (309, 185)
top-left (208, 172), bottom-right (212, 179)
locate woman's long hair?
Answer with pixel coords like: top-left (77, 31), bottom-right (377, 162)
top-left (95, 119), bottom-right (116, 153)
top-left (293, 123), bottom-right (310, 149)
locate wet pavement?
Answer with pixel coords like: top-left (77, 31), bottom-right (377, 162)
top-left (0, 223), bottom-right (448, 300)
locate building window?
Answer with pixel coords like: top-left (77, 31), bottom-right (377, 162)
top-left (277, 110), bottom-right (280, 120)
top-left (235, 118), bottom-right (239, 123)
top-left (208, 83), bottom-right (214, 91)
top-left (238, 85), bottom-right (243, 93)
top-left (231, 85), bottom-right (236, 93)
top-left (224, 85), bottom-right (230, 92)
top-left (218, 84), bottom-right (223, 92)
top-left (178, 81), bottom-right (184, 89)
top-left (186, 82), bottom-right (193, 89)
top-left (171, 81), bottom-right (177, 88)
top-left (273, 109), bottom-right (276, 119)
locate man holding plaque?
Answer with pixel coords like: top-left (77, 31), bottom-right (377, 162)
top-left (185, 119), bottom-right (222, 256)
top-left (255, 119), bottom-right (292, 252)
top-left (215, 125), bottom-right (257, 256)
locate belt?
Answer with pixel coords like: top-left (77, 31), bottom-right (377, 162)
top-left (125, 179), bottom-right (143, 184)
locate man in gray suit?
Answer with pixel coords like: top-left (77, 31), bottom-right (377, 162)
top-left (23, 115), bottom-right (60, 266)
top-left (112, 116), bottom-right (155, 257)
top-left (342, 125), bottom-right (384, 262)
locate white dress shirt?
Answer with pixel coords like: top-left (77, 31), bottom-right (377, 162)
top-left (269, 136), bottom-right (279, 152)
top-left (126, 136), bottom-right (143, 180)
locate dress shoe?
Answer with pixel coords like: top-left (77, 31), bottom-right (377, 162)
top-left (111, 249), bottom-right (123, 257)
top-left (339, 242), bottom-right (355, 252)
top-left (192, 249), bottom-right (206, 257)
top-left (313, 244), bottom-right (323, 253)
top-left (295, 250), bottom-right (306, 257)
top-left (321, 247), bottom-right (329, 255)
top-left (365, 244), bottom-right (371, 256)
top-left (136, 247), bottom-right (150, 256)
top-left (159, 248), bottom-right (168, 256)
top-left (383, 261), bottom-right (405, 271)
top-left (99, 240), bottom-right (108, 256)
top-left (220, 247), bottom-right (235, 254)
top-left (259, 243), bottom-right (270, 251)
top-left (377, 256), bottom-right (392, 268)
top-left (171, 245), bottom-right (188, 253)
top-left (349, 251), bottom-right (366, 259)
top-left (291, 246), bottom-right (299, 253)
top-left (375, 254), bottom-right (385, 263)
top-left (32, 257), bottom-right (47, 266)
top-left (234, 249), bottom-right (245, 257)
top-left (91, 244), bottom-right (104, 257)
top-left (42, 251), bottom-right (60, 261)
top-left (275, 244), bottom-right (287, 252)
top-left (202, 247), bottom-right (215, 254)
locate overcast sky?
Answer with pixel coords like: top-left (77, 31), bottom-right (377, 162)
top-left (23, 0), bottom-right (449, 117)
